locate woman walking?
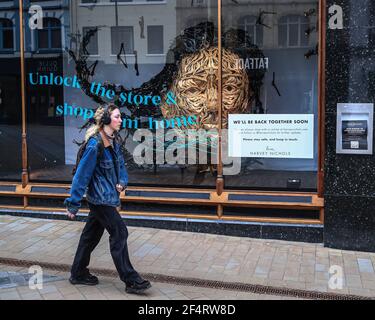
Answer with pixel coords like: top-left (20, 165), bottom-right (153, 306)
top-left (64, 103), bottom-right (151, 294)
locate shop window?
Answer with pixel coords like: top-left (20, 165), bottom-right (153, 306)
top-left (238, 15), bottom-right (263, 47)
top-left (192, 0), bottom-right (207, 6)
top-left (185, 17), bottom-right (210, 42)
top-left (25, 1), bottom-right (220, 186)
top-left (147, 25), bottom-right (163, 54)
top-left (187, 17), bottom-right (208, 28)
top-left (20, 0), bottom-right (319, 193)
top-left (111, 26), bottom-right (134, 55)
top-left (37, 17), bottom-right (62, 51)
top-left (108, 0), bottom-right (165, 2)
top-left (0, 7), bottom-right (21, 181)
top-left (0, 19), bottom-right (13, 52)
top-left (278, 15), bottom-right (310, 48)
top-left (223, 1), bottom-right (319, 191)
top-left (82, 27), bottom-right (98, 55)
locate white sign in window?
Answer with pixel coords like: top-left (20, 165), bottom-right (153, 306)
top-left (228, 114), bottom-right (314, 159)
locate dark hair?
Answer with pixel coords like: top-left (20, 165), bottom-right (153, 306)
top-left (99, 103), bottom-right (119, 126)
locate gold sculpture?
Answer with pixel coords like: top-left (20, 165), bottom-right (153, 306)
top-left (160, 47), bottom-right (251, 130)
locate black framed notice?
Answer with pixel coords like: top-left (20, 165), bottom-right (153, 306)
top-left (336, 103), bottom-right (373, 155)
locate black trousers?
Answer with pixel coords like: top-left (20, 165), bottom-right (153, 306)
top-left (71, 203), bottom-right (140, 283)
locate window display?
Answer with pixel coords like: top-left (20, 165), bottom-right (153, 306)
top-left (0, 5), bottom-right (22, 181)
top-left (2, 0), bottom-right (320, 192)
top-left (222, 0), bottom-right (319, 190)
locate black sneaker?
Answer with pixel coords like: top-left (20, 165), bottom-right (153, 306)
top-left (125, 278), bottom-right (152, 294)
top-left (69, 273), bottom-right (99, 286)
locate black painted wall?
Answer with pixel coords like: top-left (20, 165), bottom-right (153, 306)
top-left (324, 0), bottom-right (375, 252)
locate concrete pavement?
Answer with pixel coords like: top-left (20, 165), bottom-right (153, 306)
top-left (0, 214), bottom-right (374, 300)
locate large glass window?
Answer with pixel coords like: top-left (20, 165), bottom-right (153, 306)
top-left (222, 0), bottom-right (319, 191)
top-left (22, 0), bottom-right (320, 191)
top-left (37, 18), bottom-right (62, 51)
top-left (147, 25), bottom-right (164, 54)
top-left (238, 15), bottom-right (263, 47)
top-left (82, 27), bottom-right (99, 55)
top-left (111, 26), bottom-right (134, 55)
top-left (25, 2), bottom-right (65, 181)
top-left (279, 15), bottom-right (310, 48)
top-left (0, 8), bottom-right (21, 181)
top-left (24, 0), bottom-right (219, 188)
top-left (0, 19), bottom-right (14, 52)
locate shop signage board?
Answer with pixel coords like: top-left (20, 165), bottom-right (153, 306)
top-left (228, 114), bottom-right (314, 158)
top-left (336, 103), bottom-right (373, 155)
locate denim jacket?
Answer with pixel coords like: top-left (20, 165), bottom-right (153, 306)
top-left (64, 133), bottom-right (128, 214)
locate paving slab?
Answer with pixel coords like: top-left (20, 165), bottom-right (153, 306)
top-left (0, 215), bottom-right (374, 299)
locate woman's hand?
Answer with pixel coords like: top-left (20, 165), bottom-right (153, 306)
top-left (66, 210), bottom-right (76, 220)
top-left (116, 184), bottom-right (125, 193)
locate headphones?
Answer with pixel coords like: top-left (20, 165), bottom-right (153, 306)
top-left (100, 105), bottom-right (112, 126)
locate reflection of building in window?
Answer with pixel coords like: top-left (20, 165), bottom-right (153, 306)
top-left (191, 0), bottom-right (207, 7)
top-left (108, 0), bottom-right (165, 2)
top-left (0, 18), bottom-right (13, 52)
top-left (147, 25), bottom-right (163, 54)
top-left (111, 26), bottom-right (134, 54)
top-left (278, 15), bottom-right (309, 48)
top-left (37, 18), bottom-right (62, 51)
top-left (72, 0), bottom-right (173, 65)
top-left (82, 27), bottom-right (98, 55)
top-left (185, 17), bottom-right (209, 42)
top-left (186, 17), bottom-right (207, 29)
top-left (238, 15), bottom-right (263, 47)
